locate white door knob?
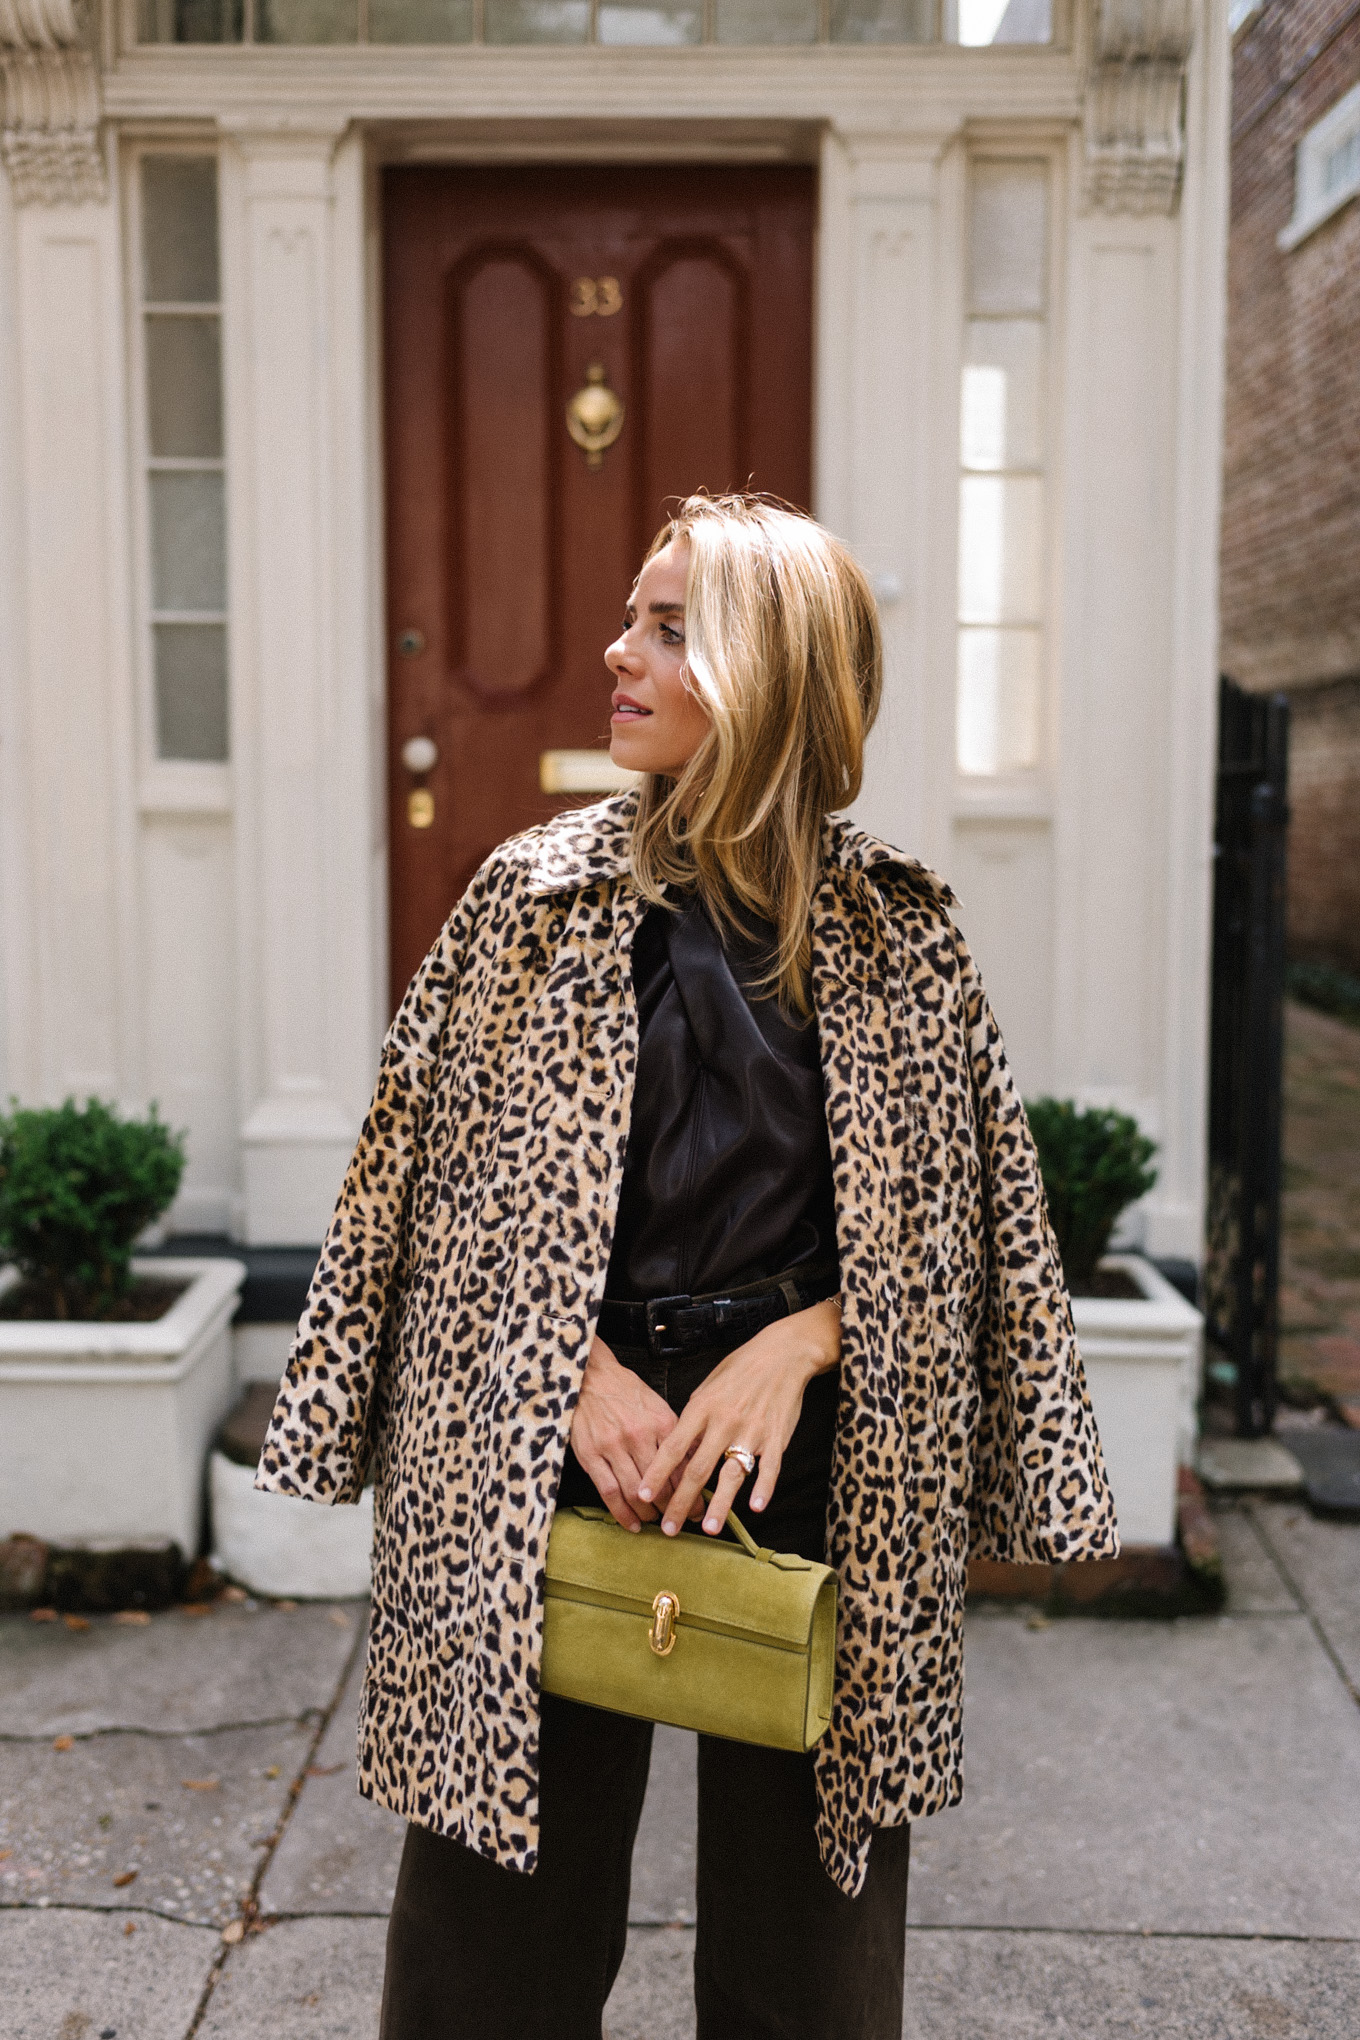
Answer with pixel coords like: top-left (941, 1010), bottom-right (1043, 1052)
top-left (401, 735), bottom-right (438, 775)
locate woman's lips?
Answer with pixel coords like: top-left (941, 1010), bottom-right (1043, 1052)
top-left (611, 700), bottom-right (651, 721)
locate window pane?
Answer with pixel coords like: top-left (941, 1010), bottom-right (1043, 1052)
top-left (150, 471), bottom-right (226, 613)
top-left (957, 628), bottom-right (1041, 776)
top-left (370, 0), bottom-right (473, 35)
top-left (598, 0), bottom-right (702, 41)
top-left (484, 0), bottom-right (589, 37)
top-left (155, 624), bottom-right (229, 763)
top-left (948, 0), bottom-right (1050, 41)
top-left (142, 158), bottom-right (219, 306)
top-left (146, 316), bottom-right (223, 460)
top-left (137, 0), bottom-right (242, 39)
top-left (716, 0), bottom-right (818, 40)
top-left (961, 319), bottom-right (1043, 471)
top-left (969, 161), bottom-right (1047, 315)
top-left (831, 0), bottom-right (934, 41)
top-left (258, 0), bottom-right (358, 38)
top-left (958, 474), bottom-right (1043, 625)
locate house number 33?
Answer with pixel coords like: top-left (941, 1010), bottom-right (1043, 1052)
top-left (570, 276), bottom-right (623, 318)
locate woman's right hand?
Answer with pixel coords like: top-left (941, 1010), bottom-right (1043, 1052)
top-left (568, 1336), bottom-right (697, 1533)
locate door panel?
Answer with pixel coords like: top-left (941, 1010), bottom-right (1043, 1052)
top-left (383, 164), bottom-right (814, 1007)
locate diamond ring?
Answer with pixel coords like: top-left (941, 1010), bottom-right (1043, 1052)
top-left (723, 1445), bottom-right (757, 1477)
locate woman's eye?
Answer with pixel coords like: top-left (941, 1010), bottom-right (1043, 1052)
top-left (660, 624), bottom-right (684, 645)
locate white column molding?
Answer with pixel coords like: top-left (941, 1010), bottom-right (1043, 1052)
top-left (0, 0), bottom-right (104, 207)
top-left (1147, 0), bottom-right (1230, 1257)
top-left (819, 123), bottom-right (958, 872)
top-left (223, 123), bottom-right (380, 1244)
top-left (0, 167), bottom-right (139, 1108)
top-left (1083, 0), bottom-right (1194, 217)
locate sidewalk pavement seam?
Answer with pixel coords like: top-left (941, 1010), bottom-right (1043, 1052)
top-left (179, 1618), bottom-right (369, 2040)
top-left (1248, 1505), bottom-right (1360, 1709)
top-left (0, 1716), bottom-right (327, 1745)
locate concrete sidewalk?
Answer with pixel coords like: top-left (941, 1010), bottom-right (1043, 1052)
top-left (3, 1499), bottom-right (1358, 2039)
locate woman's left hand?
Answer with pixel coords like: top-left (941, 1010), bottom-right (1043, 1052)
top-left (637, 1297), bottom-right (841, 1537)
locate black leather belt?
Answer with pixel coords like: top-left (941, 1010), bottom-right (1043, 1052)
top-left (597, 1263), bottom-right (841, 1363)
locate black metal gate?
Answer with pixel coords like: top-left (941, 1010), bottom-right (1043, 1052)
top-left (1203, 677), bottom-right (1290, 1437)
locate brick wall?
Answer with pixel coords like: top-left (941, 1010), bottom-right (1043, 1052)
top-left (1286, 675), bottom-right (1360, 973)
top-left (1222, 0), bottom-right (1360, 967)
top-left (1220, 0), bottom-right (1360, 693)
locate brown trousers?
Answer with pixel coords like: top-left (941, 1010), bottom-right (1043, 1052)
top-left (378, 1340), bottom-right (911, 2040)
top-left (378, 1694), bottom-right (911, 2040)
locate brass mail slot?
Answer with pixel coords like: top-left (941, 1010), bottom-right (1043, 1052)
top-left (539, 750), bottom-right (641, 796)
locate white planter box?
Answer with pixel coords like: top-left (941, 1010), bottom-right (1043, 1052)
top-left (1072, 1253), bottom-right (1203, 1549)
top-left (0, 1257), bottom-right (245, 1553)
top-left (210, 1451), bottom-right (373, 1600)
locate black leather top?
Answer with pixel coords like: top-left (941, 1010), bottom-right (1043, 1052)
top-left (602, 897), bottom-right (840, 1302)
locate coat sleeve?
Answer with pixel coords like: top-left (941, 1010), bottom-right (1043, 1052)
top-left (255, 870), bottom-right (487, 1506)
top-left (956, 928), bottom-right (1122, 1564)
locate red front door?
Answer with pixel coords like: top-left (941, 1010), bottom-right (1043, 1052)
top-left (382, 163), bottom-right (815, 1006)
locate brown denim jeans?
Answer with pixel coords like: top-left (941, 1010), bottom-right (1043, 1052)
top-left (377, 1336), bottom-right (911, 2040)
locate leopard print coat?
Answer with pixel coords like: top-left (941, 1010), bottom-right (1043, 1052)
top-left (257, 792), bottom-right (1119, 1898)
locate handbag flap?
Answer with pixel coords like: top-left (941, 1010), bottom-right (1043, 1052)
top-left (545, 1507), bottom-right (832, 1651)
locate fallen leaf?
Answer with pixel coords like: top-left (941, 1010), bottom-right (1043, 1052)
top-left (327, 1609), bottom-right (351, 1628)
top-left (221, 1920), bottom-right (245, 1946)
top-left (123, 1922), bottom-right (137, 1937)
top-left (62, 1615), bottom-right (90, 1632)
top-left (112, 1870), bottom-right (138, 1888)
top-left (112, 1610), bottom-right (151, 1627)
top-left (29, 1608), bottom-right (57, 1623)
top-left (179, 1603), bottom-right (212, 1618)
top-left (52, 1735), bottom-right (74, 1752)
top-left (1025, 1613), bottom-right (1052, 1632)
top-left (275, 1600), bottom-right (298, 1612)
top-left (181, 1778), bottom-right (219, 1792)
top-left (264, 1766), bottom-right (281, 1780)
top-left (221, 1585), bottom-right (248, 1604)
top-left (0, 1849), bottom-right (11, 1862)
top-left (306, 1764), bottom-right (343, 1778)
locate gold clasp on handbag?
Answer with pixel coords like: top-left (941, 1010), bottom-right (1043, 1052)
top-left (649, 1590), bottom-right (679, 1657)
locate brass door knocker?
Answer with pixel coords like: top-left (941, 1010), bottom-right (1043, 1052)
top-left (566, 362), bottom-right (625, 470)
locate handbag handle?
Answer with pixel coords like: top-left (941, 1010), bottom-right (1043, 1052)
top-left (568, 1493), bottom-right (770, 1562)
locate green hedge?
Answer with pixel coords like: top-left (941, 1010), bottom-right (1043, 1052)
top-left (0, 1099), bottom-right (185, 1320)
top-left (1024, 1097), bottom-right (1158, 1291)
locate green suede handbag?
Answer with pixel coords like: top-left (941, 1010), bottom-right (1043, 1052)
top-left (541, 1497), bottom-right (837, 1751)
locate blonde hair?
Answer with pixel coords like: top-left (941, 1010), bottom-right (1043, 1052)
top-left (629, 492), bottom-right (882, 1015)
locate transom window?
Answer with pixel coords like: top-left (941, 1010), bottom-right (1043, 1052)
top-left (136, 0), bottom-right (1052, 45)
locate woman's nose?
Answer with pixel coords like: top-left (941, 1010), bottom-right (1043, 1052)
top-left (605, 633), bottom-right (632, 673)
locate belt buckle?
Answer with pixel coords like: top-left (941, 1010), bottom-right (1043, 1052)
top-left (646, 1294), bottom-right (693, 1359)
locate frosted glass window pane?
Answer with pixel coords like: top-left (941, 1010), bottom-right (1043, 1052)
top-left (138, 0), bottom-right (242, 37)
top-left (717, 0), bottom-right (818, 39)
top-left (957, 628), bottom-right (1041, 776)
top-left (150, 471), bottom-right (226, 614)
top-left (831, 0), bottom-right (933, 39)
top-left (598, 0), bottom-right (701, 41)
top-left (370, 0), bottom-right (473, 33)
top-left (258, 0), bottom-right (358, 38)
top-left (146, 316), bottom-right (223, 460)
top-left (958, 475), bottom-right (1043, 625)
top-left (142, 159), bottom-right (219, 305)
top-left (969, 161), bottom-right (1047, 315)
top-left (155, 624), bottom-right (229, 762)
top-left (961, 319), bottom-right (1043, 471)
top-left (484, 0), bottom-right (589, 36)
top-left (949, 0), bottom-right (1049, 40)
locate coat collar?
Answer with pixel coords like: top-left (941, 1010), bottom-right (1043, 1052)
top-left (522, 790), bottom-right (955, 909)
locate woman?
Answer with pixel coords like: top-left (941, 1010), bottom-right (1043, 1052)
top-left (258, 494), bottom-right (1119, 2039)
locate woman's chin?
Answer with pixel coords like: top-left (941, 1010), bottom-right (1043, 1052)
top-left (610, 731), bottom-right (671, 776)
